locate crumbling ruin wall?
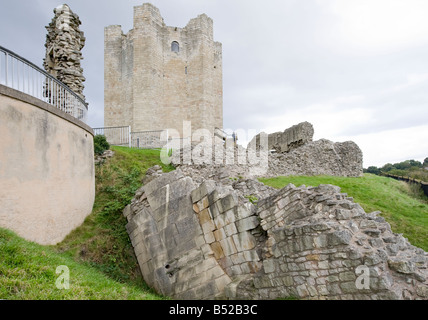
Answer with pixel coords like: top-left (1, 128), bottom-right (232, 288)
top-left (266, 139), bottom-right (364, 178)
top-left (173, 138), bottom-right (363, 180)
top-left (255, 121), bottom-right (315, 153)
top-left (44, 4), bottom-right (86, 99)
top-left (233, 184), bottom-right (428, 299)
top-left (124, 166), bottom-right (428, 300)
top-left (242, 122), bottom-right (363, 177)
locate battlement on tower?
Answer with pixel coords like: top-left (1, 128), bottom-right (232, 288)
top-left (133, 3), bottom-right (165, 29)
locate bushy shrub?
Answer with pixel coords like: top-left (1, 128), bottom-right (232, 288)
top-left (94, 135), bottom-right (110, 155)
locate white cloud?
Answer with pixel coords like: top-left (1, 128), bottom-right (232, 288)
top-left (319, 0), bottom-right (428, 53)
top-left (382, 73), bottom-right (428, 94)
top-left (342, 125), bottom-right (428, 167)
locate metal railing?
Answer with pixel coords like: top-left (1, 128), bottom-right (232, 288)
top-left (0, 45), bottom-right (88, 123)
top-left (131, 130), bottom-right (167, 149)
top-left (93, 126), bottom-right (131, 147)
top-left (93, 126), bottom-right (171, 150)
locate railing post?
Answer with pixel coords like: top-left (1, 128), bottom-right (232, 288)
top-left (5, 52), bottom-right (8, 86)
top-left (166, 129), bottom-right (169, 153)
top-left (128, 126), bottom-right (132, 148)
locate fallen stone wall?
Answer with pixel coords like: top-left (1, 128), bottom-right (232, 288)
top-left (124, 166), bottom-right (428, 300)
top-left (172, 122), bottom-right (363, 178)
top-left (172, 139), bottom-right (363, 180)
top-left (233, 184), bottom-right (428, 299)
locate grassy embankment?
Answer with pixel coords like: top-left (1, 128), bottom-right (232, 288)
top-left (0, 146), bottom-right (173, 299)
top-left (259, 174), bottom-right (428, 252)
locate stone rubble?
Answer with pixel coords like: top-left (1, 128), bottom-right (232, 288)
top-left (172, 123), bottom-right (364, 179)
top-left (265, 139), bottom-right (364, 178)
top-left (123, 124), bottom-right (426, 299)
top-left (94, 149), bottom-right (115, 165)
top-left (44, 4), bottom-right (86, 100)
top-left (124, 165), bottom-right (428, 300)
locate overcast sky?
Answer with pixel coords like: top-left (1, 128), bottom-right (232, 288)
top-left (1, 0), bottom-right (427, 167)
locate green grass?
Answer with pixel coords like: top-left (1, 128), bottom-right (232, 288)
top-left (0, 146), bottom-right (174, 300)
top-left (0, 228), bottom-right (160, 300)
top-left (259, 174), bottom-right (428, 252)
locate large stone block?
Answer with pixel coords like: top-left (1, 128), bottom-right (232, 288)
top-left (236, 216), bottom-right (260, 232)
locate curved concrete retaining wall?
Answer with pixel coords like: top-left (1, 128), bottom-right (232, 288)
top-left (0, 85), bottom-right (95, 245)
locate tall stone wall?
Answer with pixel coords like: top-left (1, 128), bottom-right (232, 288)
top-left (44, 4), bottom-right (86, 100)
top-left (124, 166), bottom-right (428, 300)
top-left (104, 3), bottom-right (223, 136)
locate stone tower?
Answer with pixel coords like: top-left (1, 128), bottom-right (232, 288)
top-left (104, 3), bottom-right (223, 137)
top-left (44, 4), bottom-right (86, 100)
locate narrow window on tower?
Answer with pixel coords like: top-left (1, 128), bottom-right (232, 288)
top-left (171, 41), bottom-right (179, 53)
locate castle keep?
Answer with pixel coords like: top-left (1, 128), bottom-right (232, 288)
top-left (104, 3), bottom-right (223, 137)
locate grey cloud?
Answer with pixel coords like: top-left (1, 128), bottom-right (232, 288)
top-left (1, 0), bottom-right (427, 166)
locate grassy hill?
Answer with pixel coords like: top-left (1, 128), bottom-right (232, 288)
top-left (259, 174), bottom-right (428, 251)
top-left (0, 227), bottom-right (160, 299)
top-left (1, 146), bottom-right (427, 299)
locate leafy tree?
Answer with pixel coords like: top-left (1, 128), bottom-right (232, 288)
top-left (366, 166), bottom-right (380, 175)
top-left (409, 159), bottom-right (422, 168)
top-left (381, 163), bottom-right (393, 172)
top-left (394, 160), bottom-right (411, 170)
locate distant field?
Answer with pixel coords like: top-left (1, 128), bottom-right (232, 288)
top-left (259, 174), bottom-right (428, 251)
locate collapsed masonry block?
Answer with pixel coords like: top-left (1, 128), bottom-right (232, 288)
top-left (124, 167), bottom-right (428, 300)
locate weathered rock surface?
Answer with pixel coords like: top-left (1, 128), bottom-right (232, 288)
top-left (249, 121), bottom-right (315, 153)
top-left (44, 4), bottom-right (86, 99)
top-left (266, 139), bottom-right (364, 177)
top-left (124, 166), bottom-right (428, 300)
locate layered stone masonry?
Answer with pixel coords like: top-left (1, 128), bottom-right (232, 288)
top-left (234, 184), bottom-right (428, 299)
top-left (104, 3), bottom-right (223, 135)
top-left (124, 166), bottom-right (428, 300)
top-left (44, 4), bottom-right (86, 99)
